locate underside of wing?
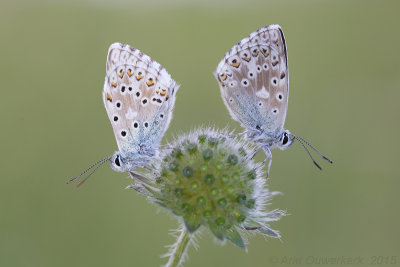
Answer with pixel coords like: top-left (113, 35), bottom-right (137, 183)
top-left (103, 43), bottom-right (179, 154)
top-left (214, 25), bottom-right (289, 137)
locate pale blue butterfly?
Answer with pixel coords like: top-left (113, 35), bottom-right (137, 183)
top-left (68, 43), bottom-right (179, 187)
top-left (214, 25), bottom-right (331, 176)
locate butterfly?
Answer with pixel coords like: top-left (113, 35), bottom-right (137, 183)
top-left (68, 43), bottom-right (179, 187)
top-left (214, 24), bottom-right (332, 176)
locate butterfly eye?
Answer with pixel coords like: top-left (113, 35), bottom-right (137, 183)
top-left (114, 155), bottom-right (121, 167)
top-left (282, 132), bottom-right (289, 146)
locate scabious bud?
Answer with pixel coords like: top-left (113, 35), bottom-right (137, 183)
top-left (130, 128), bottom-right (284, 250)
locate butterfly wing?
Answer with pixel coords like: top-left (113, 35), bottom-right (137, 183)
top-left (214, 25), bottom-right (289, 137)
top-left (103, 43), bottom-right (179, 154)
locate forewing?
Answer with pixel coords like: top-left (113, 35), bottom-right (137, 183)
top-left (103, 43), bottom-right (179, 154)
top-left (214, 25), bottom-right (289, 136)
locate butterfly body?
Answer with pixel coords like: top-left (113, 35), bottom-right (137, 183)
top-left (103, 43), bottom-right (179, 172)
top-left (111, 148), bottom-right (155, 172)
top-left (245, 129), bottom-right (283, 147)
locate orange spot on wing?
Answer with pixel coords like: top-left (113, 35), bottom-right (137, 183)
top-left (106, 93), bottom-right (112, 102)
top-left (231, 62), bottom-right (240, 68)
top-left (127, 69), bottom-right (133, 77)
top-left (220, 74), bottom-right (227, 81)
top-left (252, 50), bottom-right (259, 57)
top-left (160, 90), bottom-right (167, 96)
top-left (111, 81), bottom-right (117, 88)
top-left (242, 57), bottom-right (251, 62)
top-left (119, 71), bottom-right (124, 78)
top-left (136, 74), bottom-right (143, 81)
top-left (146, 79), bottom-right (155, 87)
top-left (261, 48), bottom-right (269, 57)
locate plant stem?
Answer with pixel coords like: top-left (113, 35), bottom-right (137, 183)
top-left (166, 228), bottom-right (191, 267)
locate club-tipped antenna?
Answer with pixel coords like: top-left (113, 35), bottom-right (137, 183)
top-left (293, 135), bottom-right (333, 164)
top-left (293, 136), bottom-right (322, 170)
top-left (67, 156), bottom-right (111, 187)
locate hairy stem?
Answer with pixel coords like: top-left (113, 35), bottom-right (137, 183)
top-left (166, 228), bottom-right (191, 267)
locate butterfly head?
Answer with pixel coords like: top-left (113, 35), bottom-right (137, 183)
top-left (277, 130), bottom-right (294, 150)
top-left (110, 151), bottom-right (128, 172)
top-left (110, 148), bottom-right (155, 172)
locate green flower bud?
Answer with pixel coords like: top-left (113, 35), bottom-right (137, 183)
top-left (128, 128), bottom-right (284, 250)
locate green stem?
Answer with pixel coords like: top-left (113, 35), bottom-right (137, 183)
top-left (166, 228), bottom-right (191, 267)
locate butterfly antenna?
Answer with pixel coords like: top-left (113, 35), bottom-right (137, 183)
top-left (294, 135), bottom-right (333, 164)
top-left (75, 161), bottom-right (108, 188)
top-left (293, 136), bottom-right (322, 170)
top-left (67, 156), bottom-right (112, 186)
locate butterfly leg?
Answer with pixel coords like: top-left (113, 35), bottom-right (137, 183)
top-left (262, 147), bottom-right (273, 178)
top-left (227, 131), bottom-right (248, 138)
top-left (126, 183), bottom-right (153, 197)
top-left (128, 171), bottom-right (137, 183)
top-left (246, 146), bottom-right (263, 161)
top-left (158, 144), bottom-right (172, 150)
top-left (129, 170), bottom-right (154, 184)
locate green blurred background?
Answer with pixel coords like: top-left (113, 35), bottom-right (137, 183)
top-left (1, 0), bottom-right (399, 266)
